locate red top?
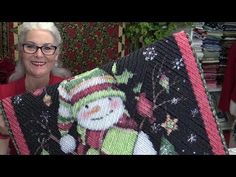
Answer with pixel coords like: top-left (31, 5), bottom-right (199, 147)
top-left (218, 43), bottom-right (236, 112)
top-left (0, 74), bottom-right (64, 100)
top-left (0, 74), bottom-right (65, 154)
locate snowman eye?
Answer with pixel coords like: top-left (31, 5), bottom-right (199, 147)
top-left (108, 97), bottom-right (112, 101)
top-left (85, 105), bottom-right (89, 109)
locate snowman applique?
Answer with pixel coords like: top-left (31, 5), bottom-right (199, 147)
top-left (57, 68), bottom-right (157, 155)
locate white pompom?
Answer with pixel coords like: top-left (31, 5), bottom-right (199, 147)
top-left (59, 135), bottom-right (76, 154)
top-left (133, 131), bottom-right (157, 155)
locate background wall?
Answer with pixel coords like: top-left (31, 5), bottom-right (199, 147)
top-left (0, 22), bottom-right (127, 76)
top-left (56, 22), bottom-right (126, 75)
top-left (0, 22), bottom-right (16, 61)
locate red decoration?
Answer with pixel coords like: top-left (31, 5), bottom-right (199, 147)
top-left (0, 59), bottom-right (15, 83)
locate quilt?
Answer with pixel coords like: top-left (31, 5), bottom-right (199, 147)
top-left (0, 31), bottom-right (227, 155)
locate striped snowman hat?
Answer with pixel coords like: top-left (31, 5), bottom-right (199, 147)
top-left (57, 68), bottom-right (126, 134)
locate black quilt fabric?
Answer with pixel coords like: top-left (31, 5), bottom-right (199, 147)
top-left (0, 32), bottom-right (227, 155)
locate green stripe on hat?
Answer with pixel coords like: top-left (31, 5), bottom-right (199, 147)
top-left (59, 99), bottom-right (71, 108)
top-left (68, 76), bottom-right (117, 97)
top-left (58, 115), bottom-right (74, 123)
top-left (64, 68), bottom-right (111, 92)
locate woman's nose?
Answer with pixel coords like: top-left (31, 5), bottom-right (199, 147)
top-left (34, 48), bottom-right (44, 57)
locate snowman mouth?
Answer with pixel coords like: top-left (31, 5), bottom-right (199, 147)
top-left (91, 117), bottom-right (103, 121)
top-left (91, 110), bottom-right (113, 121)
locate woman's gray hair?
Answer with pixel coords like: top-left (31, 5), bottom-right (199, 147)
top-left (18, 22), bottom-right (62, 47)
top-left (8, 22), bottom-right (71, 82)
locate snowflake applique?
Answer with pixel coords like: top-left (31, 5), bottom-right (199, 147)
top-left (40, 111), bottom-right (51, 121)
top-left (171, 97), bottom-right (180, 104)
top-left (143, 47), bottom-right (157, 61)
top-left (13, 96), bottom-right (23, 105)
top-left (172, 58), bottom-right (184, 70)
top-left (191, 108), bottom-right (199, 117)
top-left (187, 133), bottom-right (197, 143)
top-left (161, 115), bottom-right (178, 136)
top-left (35, 136), bottom-right (50, 155)
top-left (151, 123), bottom-right (162, 133)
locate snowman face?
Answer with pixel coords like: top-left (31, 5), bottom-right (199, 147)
top-left (76, 96), bottom-right (125, 130)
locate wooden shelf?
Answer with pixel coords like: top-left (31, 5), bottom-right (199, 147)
top-left (219, 121), bottom-right (233, 131)
top-left (218, 113), bottom-right (234, 131)
top-left (228, 148), bottom-right (236, 155)
top-left (207, 86), bottom-right (222, 92)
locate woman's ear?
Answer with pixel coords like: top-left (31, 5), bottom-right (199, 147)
top-left (230, 100), bottom-right (236, 116)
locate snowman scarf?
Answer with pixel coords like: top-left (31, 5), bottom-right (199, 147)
top-left (0, 31), bottom-right (227, 155)
top-left (76, 113), bottom-right (138, 155)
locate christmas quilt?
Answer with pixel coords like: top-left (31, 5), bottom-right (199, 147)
top-left (0, 31), bottom-right (227, 155)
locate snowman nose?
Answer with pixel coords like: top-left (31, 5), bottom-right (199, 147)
top-left (90, 105), bottom-right (101, 114)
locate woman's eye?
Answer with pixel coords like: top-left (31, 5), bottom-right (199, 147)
top-left (43, 47), bottom-right (51, 50)
top-left (26, 44), bottom-right (35, 49)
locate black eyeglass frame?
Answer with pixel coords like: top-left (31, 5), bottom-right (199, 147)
top-left (22, 44), bottom-right (58, 55)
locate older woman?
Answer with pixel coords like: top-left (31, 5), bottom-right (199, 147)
top-left (0, 22), bottom-right (71, 154)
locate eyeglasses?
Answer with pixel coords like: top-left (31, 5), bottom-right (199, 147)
top-left (22, 43), bottom-right (58, 55)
